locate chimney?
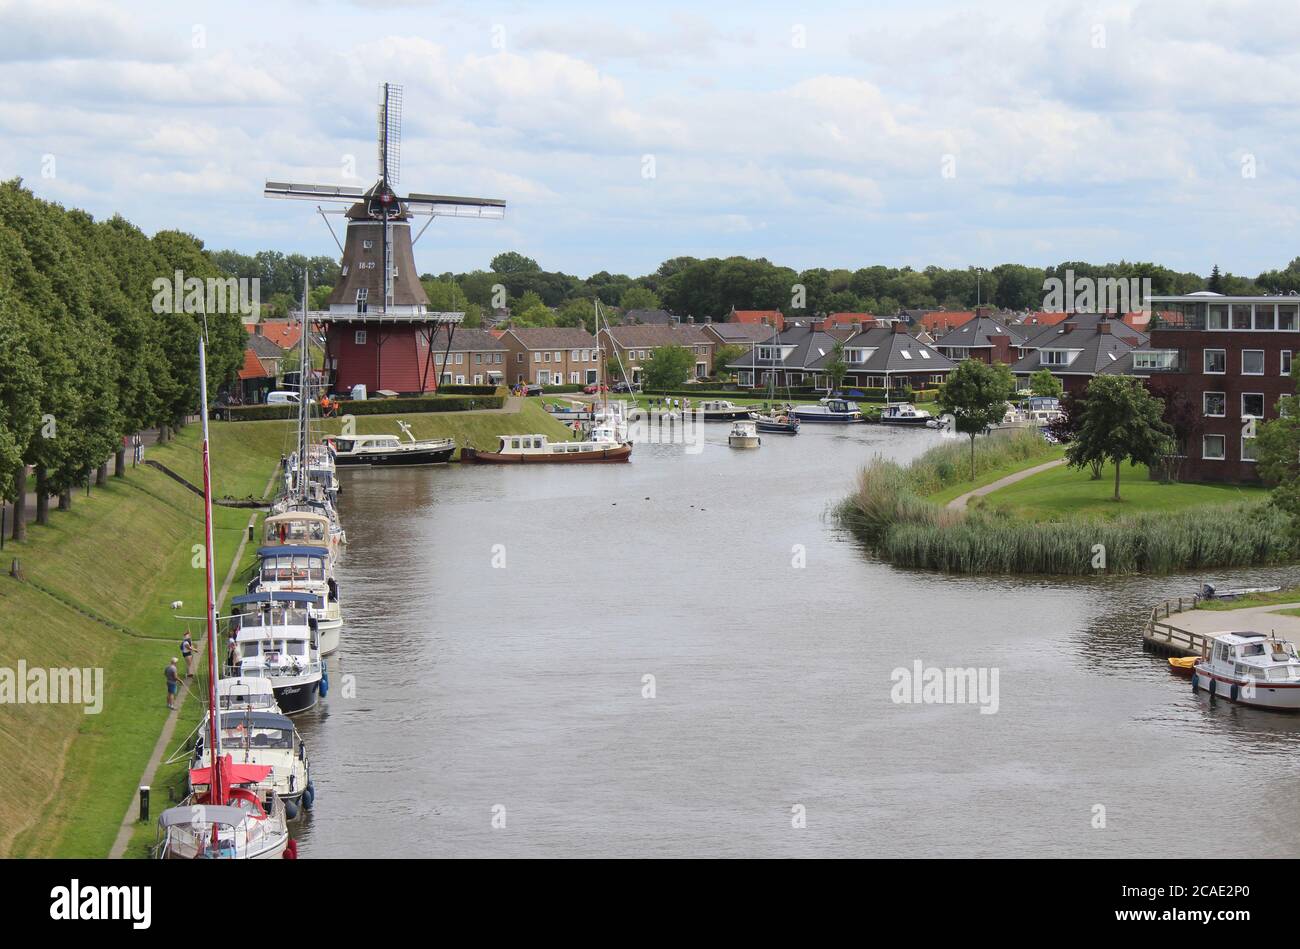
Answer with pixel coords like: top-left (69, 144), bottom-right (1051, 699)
top-left (891, 321), bottom-right (905, 334)
top-left (1063, 323), bottom-right (1076, 334)
top-left (1099, 321), bottom-right (1111, 334)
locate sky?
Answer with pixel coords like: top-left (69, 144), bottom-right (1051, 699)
top-left (2, 0), bottom-right (1298, 279)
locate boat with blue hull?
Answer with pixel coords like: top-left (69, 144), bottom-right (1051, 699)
top-left (790, 398), bottom-right (864, 423)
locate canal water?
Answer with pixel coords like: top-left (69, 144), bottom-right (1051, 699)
top-left (292, 422), bottom-right (1300, 857)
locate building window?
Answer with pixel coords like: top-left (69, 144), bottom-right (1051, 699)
top-left (517, 353), bottom-right (524, 363)
top-left (495, 353), bottom-right (503, 364)
top-left (1242, 437), bottom-right (1257, 462)
top-left (475, 353), bottom-right (482, 364)
top-left (544, 352), bottom-right (551, 362)
top-left (553, 351), bottom-right (562, 362)
top-left (1202, 434), bottom-right (1226, 460)
top-left (355, 330), bottom-right (367, 345)
top-left (571, 349), bottom-right (580, 360)
top-left (1241, 393), bottom-right (1265, 419)
top-left (1283, 350), bottom-right (1293, 375)
top-left (1207, 305), bottom-right (1229, 330)
top-left (1203, 392), bottom-right (1225, 417)
top-left (363, 240), bottom-right (374, 250)
top-left (1242, 350), bottom-right (1264, 375)
top-left (569, 371), bottom-right (579, 384)
top-left (534, 352), bottom-right (541, 363)
top-left (1280, 306), bottom-right (1298, 332)
top-left (356, 288), bottom-right (368, 313)
top-left (1203, 349), bottom-right (1226, 374)
top-left (1255, 304), bottom-right (1277, 331)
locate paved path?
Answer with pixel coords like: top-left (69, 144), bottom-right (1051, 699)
top-left (946, 458), bottom-right (1067, 511)
top-left (1166, 602), bottom-right (1300, 640)
top-left (106, 462), bottom-right (278, 859)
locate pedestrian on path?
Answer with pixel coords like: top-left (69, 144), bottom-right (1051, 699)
top-left (180, 630), bottom-right (195, 678)
top-left (165, 659), bottom-right (180, 710)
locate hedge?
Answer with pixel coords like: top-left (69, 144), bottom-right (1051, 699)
top-left (437, 384), bottom-right (503, 396)
top-left (224, 394), bottom-right (504, 421)
top-left (540, 384), bottom-right (584, 393)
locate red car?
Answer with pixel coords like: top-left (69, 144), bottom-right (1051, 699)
top-left (583, 383), bottom-right (609, 394)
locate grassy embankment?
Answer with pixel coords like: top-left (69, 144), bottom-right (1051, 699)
top-left (1, 400), bottom-right (568, 858)
top-left (838, 430), bottom-right (1291, 574)
top-left (1195, 586), bottom-right (1300, 612)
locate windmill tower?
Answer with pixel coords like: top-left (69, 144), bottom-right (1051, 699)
top-left (264, 82), bottom-right (505, 395)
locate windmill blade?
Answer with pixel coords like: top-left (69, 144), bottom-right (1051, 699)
top-left (377, 82), bottom-right (402, 185)
top-left (401, 193), bottom-right (506, 219)
top-left (264, 181), bottom-right (366, 203)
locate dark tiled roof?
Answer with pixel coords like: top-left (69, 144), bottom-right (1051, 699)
top-left (934, 315), bottom-right (1030, 349)
top-left (623, 308), bottom-right (677, 325)
top-left (506, 327), bottom-right (599, 349)
top-left (246, 333), bottom-right (288, 359)
top-left (704, 323), bottom-right (780, 343)
top-left (441, 328), bottom-right (508, 351)
top-left (605, 325), bottom-right (711, 347)
top-left (1012, 325), bottom-right (1142, 375)
top-left (1020, 314), bottom-right (1147, 350)
top-left (827, 327), bottom-right (956, 373)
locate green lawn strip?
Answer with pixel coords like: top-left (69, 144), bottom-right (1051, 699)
top-left (927, 445), bottom-right (1067, 506)
top-left (977, 462), bottom-right (1269, 521)
top-left (1196, 587), bottom-right (1300, 612)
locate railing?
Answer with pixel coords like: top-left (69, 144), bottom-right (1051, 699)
top-left (1143, 594), bottom-right (1211, 657)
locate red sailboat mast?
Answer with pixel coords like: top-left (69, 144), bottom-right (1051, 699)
top-left (198, 338), bottom-right (224, 811)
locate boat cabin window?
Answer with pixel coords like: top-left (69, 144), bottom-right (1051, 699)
top-left (220, 720), bottom-right (293, 750)
top-left (1216, 642), bottom-right (1233, 662)
top-left (286, 641), bottom-right (307, 657)
top-left (237, 606), bottom-right (311, 629)
top-left (510, 438), bottom-right (521, 449)
top-left (1242, 642), bottom-right (1266, 657)
top-left (334, 439), bottom-right (354, 452)
top-left (260, 555), bottom-right (324, 582)
top-left (265, 520), bottom-right (327, 544)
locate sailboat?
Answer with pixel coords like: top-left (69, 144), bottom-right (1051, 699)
top-left (156, 337), bottom-right (292, 859)
top-left (750, 326), bottom-right (800, 434)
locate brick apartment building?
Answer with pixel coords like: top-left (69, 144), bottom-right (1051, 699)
top-left (500, 327), bottom-right (601, 387)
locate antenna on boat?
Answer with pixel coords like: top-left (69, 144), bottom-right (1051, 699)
top-left (198, 337), bottom-right (225, 818)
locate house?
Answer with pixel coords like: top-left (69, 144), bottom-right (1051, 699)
top-left (420, 327), bottom-right (509, 386)
top-left (500, 327), bottom-right (601, 387)
top-left (702, 322), bottom-right (784, 347)
top-left (236, 333), bottom-right (286, 402)
top-left (727, 322), bottom-right (954, 393)
top-left (246, 319), bottom-right (304, 352)
top-left (933, 314), bottom-right (1031, 365)
top-left (1139, 293), bottom-right (1299, 484)
top-left (823, 312), bottom-right (879, 330)
top-left (917, 310), bottom-right (975, 337)
top-left (1010, 314), bottom-right (1147, 394)
top-left (623, 308), bottom-right (678, 326)
top-left (726, 308), bottom-right (784, 331)
top-left (599, 324), bottom-right (716, 385)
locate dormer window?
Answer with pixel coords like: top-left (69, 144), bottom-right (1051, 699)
top-left (363, 240), bottom-right (374, 250)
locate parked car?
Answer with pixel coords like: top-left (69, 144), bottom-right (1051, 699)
top-left (583, 383), bottom-right (608, 395)
top-left (523, 383), bottom-right (543, 397)
top-left (266, 391), bottom-right (300, 405)
top-left (612, 381), bottom-right (640, 393)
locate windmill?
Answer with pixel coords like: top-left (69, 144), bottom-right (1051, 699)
top-left (263, 82), bottom-right (505, 395)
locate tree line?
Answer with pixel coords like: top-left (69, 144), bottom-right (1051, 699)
top-left (0, 179), bottom-right (245, 539)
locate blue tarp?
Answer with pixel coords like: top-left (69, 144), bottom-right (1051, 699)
top-left (232, 591), bottom-right (321, 606)
top-left (255, 545), bottom-right (330, 559)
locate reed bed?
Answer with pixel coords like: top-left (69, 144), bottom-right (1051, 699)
top-left (837, 436), bottom-right (1296, 575)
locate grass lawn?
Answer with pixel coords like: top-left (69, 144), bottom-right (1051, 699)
top-left (976, 462), bottom-right (1270, 521)
top-left (1195, 586), bottom-right (1300, 612)
top-left (928, 444), bottom-right (1066, 506)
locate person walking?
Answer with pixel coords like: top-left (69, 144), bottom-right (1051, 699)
top-left (165, 659), bottom-right (180, 710)
top-left (180, 630), bottom-right (195, 678)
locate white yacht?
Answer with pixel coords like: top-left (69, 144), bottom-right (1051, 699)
top-left (728, 419), bottom-right (761, 449)
top-left (330, 422), bottom-right (455, 466)
top-left (1192, 632), bottom-right (1300, 711)
top-left (192, 708), bottom-right (314, 818)
top-left (790, 398), bottom-right (864, 423)
top-left (878, 402), bottom-right (933, 426)
top-left (228, 594), bottom-right (324, 715)
top-left (243, 548), bottom-right (342, 656)
top-left (157, 772), bottom-right (291, 859)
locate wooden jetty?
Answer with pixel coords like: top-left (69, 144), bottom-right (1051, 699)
top-left (1142, 594), bottom-right (1211, 658)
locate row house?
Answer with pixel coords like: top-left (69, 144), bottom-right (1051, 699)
top-left (727, 322), bottom-right (954, 392)
top-left (500, 327), bottom-right (602, 387)
top-left (420, 328), bottom-right (509, 386)
top-left (598, 324), bottom-right (716, 385)
top-left (1138, 293), bottom-right (1299, 484)
top-left (1010, 314), bottom-right (1147, 394)
top-left (933, 314), bottom-right (1030, 365)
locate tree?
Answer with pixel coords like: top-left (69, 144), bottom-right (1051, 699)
top-left (1029, 368), bottom-right (1063, 398)
top-left (713, 344), bottom-right (747, 383)
top-left (1257, 361), bottom-right (1300, 539)
top-left (938, 359), bottom-right (1015, 479)
top-left (1066, 376), bottom-right (1173, 501)
top-left (491, 251), bottom-right (540, 275)
top-left (825, 341), bottom-right (848, 394)
top-left (642, 346), bottom-right (693, 390)
top-left (619, 286), bottom-right (660, 312)
top-left (1208, 264), bottom-right (1222, 293)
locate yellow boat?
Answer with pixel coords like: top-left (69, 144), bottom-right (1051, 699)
top-left (1168, 656), bottom-right (1198, 676)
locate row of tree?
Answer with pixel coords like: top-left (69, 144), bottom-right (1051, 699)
top-left (0, 179), bottom-right (245, 538)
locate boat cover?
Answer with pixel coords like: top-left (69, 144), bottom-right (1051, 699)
top-left (232, 591), bottom-right (321, 606)
top-left (256, 545), bottom-right (330, 559)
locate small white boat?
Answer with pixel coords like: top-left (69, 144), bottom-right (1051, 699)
top-left (217, 675), bottom-right (281, 714)
top-left (1192, 632), bottom-right (1300, 711)
top-left (192, 708), bottom-right (314, 816)
top-left (728, 419), bottom-right (761, 449)
top-left (228, 596), bottom-right (324, 715)
top-left (157, 771), bottom-right (291, 859)
top-left (878, 402), bottom-right (932, 426)
top-left (242, 552), bottom-right (343, 656)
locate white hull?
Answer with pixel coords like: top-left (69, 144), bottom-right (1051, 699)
top-left (728, 435), bottom-right (761, 449)
top-left (1192, 666), bottom-right (1300, 710)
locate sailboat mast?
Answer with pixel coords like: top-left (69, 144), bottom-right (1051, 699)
top-left (198, 337), bottom-right (224, 805)
top-left (297, 272), bottom-right (310, 499)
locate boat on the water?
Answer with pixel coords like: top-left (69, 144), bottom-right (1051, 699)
top-left (790, 398), bottom-right (864, 423)
top-left (192, 708), bottom-right (314, 818)
top-left (1202, 582), bottom-right (1283, 601)
top-left (218, 675), bottom-right (281, 713)
top-left (228, 593), bottom-right (324, 715)
top-left (878, 402), bottom-right (932, 426)
top-left (242, 551), bottom-right (342, 656)
top-left (728, 419), bottom-right (761, 449)
top-left (695, 399), bottom-right (754, 422)
top-left (1192, 632), bottom-right (1300, 710)
top-left (1168, 656), bottom-right (1197, 677)
top-left (461, 433), bottom-right (632, 463)
top-left (753, 412), bottom-right (800, 434)
top-left (330, 422), bottom-right (455, 466)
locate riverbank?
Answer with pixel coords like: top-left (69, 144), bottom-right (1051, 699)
top-left (0, 400), bottom-right (574, 857)
top-left (838, 430), bottom-right (1296, 575)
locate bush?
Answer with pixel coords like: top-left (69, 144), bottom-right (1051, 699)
top-left (225, 394), bottom-right (504, 421)
top-left (437, 384), bottom-right (502, 396)
top-left (541, 384), bottom-right (583, 393)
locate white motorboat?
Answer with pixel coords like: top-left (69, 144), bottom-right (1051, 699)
top-left (728, 419), bottom-right (761, 449)
top-left (695, 399), bottom-right (753, 421)
top-left (1192, 632), bottom-right (1300, 710)
top-left (790, 398), bottom-right (864, 423)
top-left (242, 550), bottom-right (342, 656)
top-left (192, 708), bottom-right (314, 817)
top-left (330, 422), bottom-right (455, 467)
top-left (228, 594), bottom-right (324, 715)
top-left (217, 675), bottom-right (281, 714)
top-left (878, 402), bottom-right (932, 426)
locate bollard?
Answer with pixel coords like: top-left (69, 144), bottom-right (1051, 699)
top-left (139, 785), bottom-right (150, 823)
top-left (248, 523), bottom-right (255, 542)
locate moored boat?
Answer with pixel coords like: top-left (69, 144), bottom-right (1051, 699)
top-left (878, 402), bottom-right (932, 426)
top-left (157, 763), bottom-right (291, 859)
top-left (192, 708), bottom-right (314, 817)
top-left (228, 594), bottom-right (324, 715)
top-left (461, 433), bottom-right (632, 463)
top-left (695, 399), bottom-right (754, 422)
top-left (790, 398), bottom-right (864, 423)
top-left (329, 421), bottom-right (455, 467)
top-left (1192, 632), bottom-right (1300, 710)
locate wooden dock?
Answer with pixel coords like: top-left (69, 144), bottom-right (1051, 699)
top-left (1142, 594), bottom-right (1211, 658)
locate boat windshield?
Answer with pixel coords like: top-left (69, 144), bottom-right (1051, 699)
top-left (236, 607), bottom-right (311, 629)
top-left (219, 720), bottom-right (293, 750)
top-left (240, 638), bottom-right (308, 659)
top-left (264, 519), bottom-right (327, 544)
top-left (260, 555), bottom-right (325, 582)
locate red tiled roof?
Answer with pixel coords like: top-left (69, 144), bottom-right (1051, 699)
top-left (237, 348), bottom-right (275, 381)
top-left (918, 311), bottom-right (974, 335)
top-left (246, 320), bottom-right (303, 351)
top-left (730, 309), bottom-right (784, 331)
top-left (1023, 312), bottom-right (1070, 326)
top-left (824, 312), bottom-right (877, 325)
